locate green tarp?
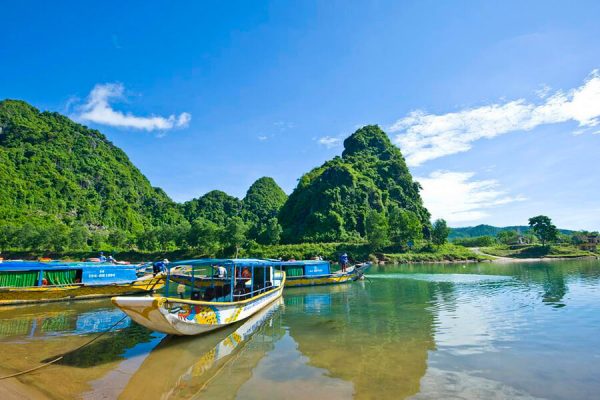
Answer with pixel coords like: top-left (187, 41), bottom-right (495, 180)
top-left (43, 270), bottom-right (77, 285)
top-left (0, 271), bottom-right (38, 288)
top-left (285, 267), bottom-right (305, 277)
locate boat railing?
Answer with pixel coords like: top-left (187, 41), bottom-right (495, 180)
top-left (231, 280), bottom-right (277, 300)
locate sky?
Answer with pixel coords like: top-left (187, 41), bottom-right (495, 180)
top-left (1, 1), bottom-right (599, 229)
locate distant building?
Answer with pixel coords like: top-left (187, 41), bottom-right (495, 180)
top-left (579, 234), bottom-right (599, 251)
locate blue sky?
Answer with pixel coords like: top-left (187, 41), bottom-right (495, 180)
top-left (2, 1), bottom-right (599, 229)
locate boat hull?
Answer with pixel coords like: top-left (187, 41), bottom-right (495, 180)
top-left (0, 276), bottom-right (165, 306)
top-left (112, 281), bottom-right (284, 336)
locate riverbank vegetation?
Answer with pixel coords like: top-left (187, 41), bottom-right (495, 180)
top-left (452, 216), bottom-right (599, 259)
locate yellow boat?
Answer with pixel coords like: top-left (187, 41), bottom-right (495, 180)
top-left (170, 260), bottom-right (371, 289)
top-left (112, 259), bottom-right (285, 336)
top-left (0, 261), bottom-right (164, 306)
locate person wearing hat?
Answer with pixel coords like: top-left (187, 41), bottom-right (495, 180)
top-left (152, 258), bottom-right (169, 276)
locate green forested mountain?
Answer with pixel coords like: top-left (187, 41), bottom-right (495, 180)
top-left (182, 190), bottom-right (242, 225)
top-left (0, 101), bottom-right (434, 253)
top-left (279, 125), bottom-right (430, 243)
top-left (242, 177), bottom-right (287, 224)
top-left (0, 99), bottom-right (184, 234)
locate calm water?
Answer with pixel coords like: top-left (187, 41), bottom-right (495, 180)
top-left (1, 260), bottom-right (600, 399)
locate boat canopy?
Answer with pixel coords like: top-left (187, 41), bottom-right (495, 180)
top-left (170, 258), bottom-right (283, 267)
top-left (166, 258), bottom-right (284, 302)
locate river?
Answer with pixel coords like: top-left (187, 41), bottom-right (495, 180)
top-left (1, 259), bottom-right (599, 399)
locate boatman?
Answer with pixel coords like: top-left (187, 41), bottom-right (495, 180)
top-left (153, 258), bottom-right (169, 276)
top-left (99, 252), bottom-right (107, 262)
top-left (340, 253), bottom-right (349, 272)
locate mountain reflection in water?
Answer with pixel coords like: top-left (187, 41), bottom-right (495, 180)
top-left (0, 260), bottom-right (599, 399)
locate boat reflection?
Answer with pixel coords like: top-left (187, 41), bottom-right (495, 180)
top-left (119, 298), bottom-right (285, 399)
top-left (0, 299), bottom-right (130, 338)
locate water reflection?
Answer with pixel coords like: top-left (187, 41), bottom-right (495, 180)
top-left (118, 298), bottom-right (285, 399)
top-left (0, 260), bottom-right (599, 399)
top-left (0, 300), bottom-right (130, 338)
top-left (281, 282), bottom-right (436, 399)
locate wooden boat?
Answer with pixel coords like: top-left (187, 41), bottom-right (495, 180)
top-left (112, 259), bottom-right (286, 336)
top-left (281, 260), bottom-right (371, 287)
top-left (170, 259), bottom-right (371, 289)
top-left (0, 261), bottom-right (164, 306)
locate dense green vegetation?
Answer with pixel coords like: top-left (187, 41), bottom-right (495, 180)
top-left (279, 125), bottom-right (430, 243)
top-left (181, 190), bottom-right (241, 226)
top-left (449, 224), bottom-right (574, 239)
top-left (0, 99), bottom-right (184, 250)
top-left (452, 216), bottom-right (598, 259)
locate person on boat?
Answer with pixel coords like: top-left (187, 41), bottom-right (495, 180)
top-left (177, 283), bottom-right (186, 299)
top-left (340, 253), bottom-right (349, 272)
top-left (215, 265), bottom-right (227, 278)
top-left (152, 259), bottom-right (169, 276)
top-left (241, 267), bottom-right (251, 279)
top-left (107, 255), bottom-right (116, 264)
top-left (99, 252), bottom-right (107, 262)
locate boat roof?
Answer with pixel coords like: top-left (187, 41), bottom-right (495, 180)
top-left (280, 260), bottom-right (330, 266)
top-left (170, 258), bottom-right (283, 267)
top-left (0, 261), bottom-right (135, 271)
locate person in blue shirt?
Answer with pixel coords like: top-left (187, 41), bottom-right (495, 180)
top-left (340, 253), bottom-right (349, 272)
top-left (99, 252), bottom-right (107, 262)
top-left (152, 259), bottom-right (170, 276)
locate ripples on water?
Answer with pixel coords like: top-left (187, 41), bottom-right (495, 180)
top-left (1, 260), bottom-right (600, 399)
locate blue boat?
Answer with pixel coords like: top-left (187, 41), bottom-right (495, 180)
top-left (0, 261), bottom-right (165, 305)
top-left (281, 260), bottom-right (371, 287)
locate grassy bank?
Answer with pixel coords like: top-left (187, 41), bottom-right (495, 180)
top-left (1, 242), bottom-right (488, 264)
top-left (383, 243), bottom-right (492, 263)
top-left (479, 244), bottom-right (596, 259)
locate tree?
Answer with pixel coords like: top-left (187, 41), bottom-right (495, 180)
top-left (69, 224), bottom-right (90, 250)
top-left (365, 210), bottom-right (390, 251)
top-left (388, 206), bottom-right (423, 248)
top-left (189, 218), bottom-right (222, 256)
top-left (528, 215), bottom-right (558, 246)
top-left (496, 230), bottom-right (519, 245)
top-left (258, 217), bottom-right (282, 245)
top-left (222, 217), bottom-right (248, 258)
top-left (0, 225), bottom-right (17, 251)
top-left (108, 230), bottom-right (128, 250)
top-left (431, 219), bottom-right (450, 246)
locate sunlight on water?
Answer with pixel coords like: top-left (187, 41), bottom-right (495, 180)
top-left (1, 260), bottom-right (600, 399)
top-left (367, 273), bottom-right (514, 284)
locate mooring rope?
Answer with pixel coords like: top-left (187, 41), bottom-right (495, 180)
top-left (0, 314), bottom-right (129, 380)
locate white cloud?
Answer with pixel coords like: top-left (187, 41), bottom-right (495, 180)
top-left (257, 135), bottom-right (269, 141)
top-left (317, 136), bottom-right (343, 149)
top-left (76, 83), bottom-right (191, 131)
top-left (417, 170), bottom-right (526, 223)
top-left (391, 70), bottom-right (600, 166)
